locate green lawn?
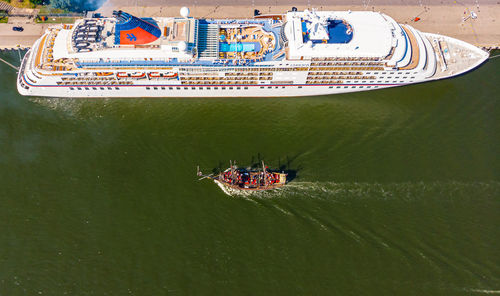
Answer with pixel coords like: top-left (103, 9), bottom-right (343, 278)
top-left (37, 5), bottom-right (68, 14)
top-left (0, 17), bottom-right (8, 23)
top-left (35, 17), bottom-right (77, 23)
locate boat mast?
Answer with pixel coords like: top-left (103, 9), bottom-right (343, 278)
top-left (230, 160), bottom-right (236, 184)
top-left (262, 160), bottom-right (267, 187)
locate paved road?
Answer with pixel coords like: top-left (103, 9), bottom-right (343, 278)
top-left (0, 22), bottom-right (50, 48)
top-left (101, 0), bottom-right (497, 6)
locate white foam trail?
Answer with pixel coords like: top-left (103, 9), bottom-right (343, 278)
top-left (214, 180), bottom-right (283, 199)
top-left (465, 289), bottom-right (500, 294)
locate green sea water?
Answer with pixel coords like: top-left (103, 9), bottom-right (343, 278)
top-left (0, 50), bottom-right (499, 295)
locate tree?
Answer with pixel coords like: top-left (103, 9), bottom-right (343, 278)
top-left (29, 0), bottom-right (45, 5)
top-left (50, 0), bottom-right (105, 12)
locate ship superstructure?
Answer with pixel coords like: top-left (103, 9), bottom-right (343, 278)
top-left (17, 8), bottom-right (489, 97)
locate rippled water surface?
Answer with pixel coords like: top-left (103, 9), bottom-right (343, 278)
top-left (0, 51), bottom-right (499, 295)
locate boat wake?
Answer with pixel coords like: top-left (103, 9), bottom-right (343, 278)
top-left (28, 97), bottom-right (111, 118)
top-left (218, 180), bottom-right (500, 201)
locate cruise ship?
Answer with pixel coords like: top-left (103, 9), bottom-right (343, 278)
top-left (17, 8), bottom-right (489, 97)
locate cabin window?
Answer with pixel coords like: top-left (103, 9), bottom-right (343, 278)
top-left (336, 86), bottom-right (341, 88)
top-left (161, 87), bottom-right (165, 90)
top-left (70, 87), bottom-right (74, 90)
top-left (260, 86), bottom-right (264, 89)
top-left (85, 87), bottom-right (89, 90)
top-left (229, 87), bottom-right (233, 89)
top-left (115, 87), bottom-right (119, 90)
top-left (176, 87), bottom-right (180, 90)
top-left (169, 87), bottom-right (173, 90)
top-left (146, 87), bottom-right (150, 90)
top-left (298, 86), bottom-right (302, 88)
top-left (244, 87), bottom-right (248, 90)
top-left (92, 87), bottom-right (97, 90)
top-left (329, 86), bottom-right (333, 88)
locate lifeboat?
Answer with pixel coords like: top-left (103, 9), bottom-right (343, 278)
top-left (165, 72), bottom-right (178, 79)
top-left (95, 72), bottom-right (113, 76)
top-left (148, 72), bottom-right (161, 78)
top-left (148, 72), bottom-right (178, 79)
top-left (116, 72), bottom-right (146, 79)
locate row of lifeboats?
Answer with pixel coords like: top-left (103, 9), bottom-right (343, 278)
top-left (113, 72), bottom-right (178, 80)
top-left (92, 72), bottom-right (178, 80)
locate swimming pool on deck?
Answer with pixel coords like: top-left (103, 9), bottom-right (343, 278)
top-left (219, 42), bottom-right (261, 52)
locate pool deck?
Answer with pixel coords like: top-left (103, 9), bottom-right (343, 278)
top-left (218, 24), bottom-right (276, 60)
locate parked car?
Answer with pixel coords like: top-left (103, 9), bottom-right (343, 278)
top-left (12, 26), bottom-right (24, 32)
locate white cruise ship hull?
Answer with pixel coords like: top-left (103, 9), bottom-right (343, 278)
top-left (17, 10), bottom-right (489, 98)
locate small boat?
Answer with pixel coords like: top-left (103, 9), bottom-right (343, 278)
top-left (148, 72), bottom-right (178, 79)
top-left (116, 72), bottom-right (146, 79)
top-left (95, 72), bottom-right (113, 76)
top-left (197, 161), bottom-right (287, 192)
